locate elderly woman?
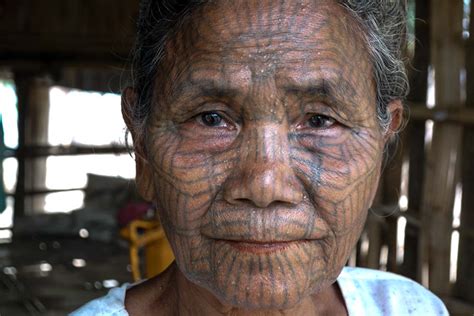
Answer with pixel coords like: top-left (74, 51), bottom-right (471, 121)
top-left (73, 0), bottom-right (448, 315)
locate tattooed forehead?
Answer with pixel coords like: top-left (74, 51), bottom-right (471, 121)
top-left (157, 0), bottom-right (375, 117)
top-left (164, 0), bottom-right (370, 86)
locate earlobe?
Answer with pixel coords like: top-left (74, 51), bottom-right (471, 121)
top-left (384, 99), bottom-right (404, 142)
top-left (121, 86), bottom-right (156, 202)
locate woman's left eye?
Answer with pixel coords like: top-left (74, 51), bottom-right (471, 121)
top-left (199, 112), bottom-right (225, 127)
top-left (307, 114), bottom-right (335, 128)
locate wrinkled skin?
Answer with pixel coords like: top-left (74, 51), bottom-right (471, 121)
top-left (123, 0), bottom-right (402, 315)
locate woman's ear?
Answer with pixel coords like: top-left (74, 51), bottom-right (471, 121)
top-left (121, 87), bottom-right (137, 131)
top-left (122, 87), bottom-right (155, 202)
top-left (384, 99), bottom-right (404, 143)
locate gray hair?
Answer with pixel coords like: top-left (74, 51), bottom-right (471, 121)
top-left (127, 0), bottom-right (409, 141)
top-left (340, 0), bottom-right (409, 132)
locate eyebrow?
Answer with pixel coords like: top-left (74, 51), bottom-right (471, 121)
top-left (171, 78), bottom-right (240, 101)
top-left (282, 78), bottom-right (352, 112)
top-left (170, 76), bottom-right (357, 115)
top-left (283, 79), bottom-right (331, 96)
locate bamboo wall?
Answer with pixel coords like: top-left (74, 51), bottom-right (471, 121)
top-left (357, 0), bottom-right (474, 313)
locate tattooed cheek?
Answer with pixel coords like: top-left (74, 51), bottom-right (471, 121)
top-left (293, 131), bottom-right (351, 154)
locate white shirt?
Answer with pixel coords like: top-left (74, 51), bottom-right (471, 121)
top-left (70, 267), bottom-right (449, 315)
top-left (337, 267), bottom-right (448, 315)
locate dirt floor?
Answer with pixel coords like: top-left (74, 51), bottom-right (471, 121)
top-left (0, 236), bottom-right (132, 315)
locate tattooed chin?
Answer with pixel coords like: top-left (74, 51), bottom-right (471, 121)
top-left (171, 235), bottom-right (331, 309)
top-left (159, 198), bottom-right (365, 309)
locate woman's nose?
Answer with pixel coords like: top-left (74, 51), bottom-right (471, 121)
top-left (223, 124), bottom-right (303, 208)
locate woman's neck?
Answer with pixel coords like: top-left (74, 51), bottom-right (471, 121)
top-left (174, 264), bottom-right (347, 316)
top-left (126, 262), bottom-right (348, 316)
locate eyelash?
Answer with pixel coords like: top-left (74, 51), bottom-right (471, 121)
top-left (193, 111), bottom-right (337, 131)
top-left (196, 111), bottom-right (230, 128)
top-left (306, 114), bottom-right (336, 129)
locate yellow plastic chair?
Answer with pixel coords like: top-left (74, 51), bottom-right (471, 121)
top-left (120, 219), bottom-right (174, 282)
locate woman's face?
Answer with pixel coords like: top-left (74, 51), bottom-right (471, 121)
top-left (139, 0), bottom-right (385, 309)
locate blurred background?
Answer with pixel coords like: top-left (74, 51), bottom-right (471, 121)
top-left (0, 0), bottom-right (473, 315)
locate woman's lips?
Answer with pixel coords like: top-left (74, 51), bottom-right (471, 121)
top-left (221, 239), bottom-right (308, 254)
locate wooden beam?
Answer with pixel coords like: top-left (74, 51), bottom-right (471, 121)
top-left (420, 0), bottom-right (464, 295)
top-left (8, 145), bottom-right (130, 158)
top-left (0, 0), bottom-right (139, 63)
top-left (409, 105), bottom-right (474, 124)
top-left (5, 188), bottom-right (84, 197)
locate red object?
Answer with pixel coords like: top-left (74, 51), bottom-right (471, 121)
top-left (117, 202), bottom-right (151, 227)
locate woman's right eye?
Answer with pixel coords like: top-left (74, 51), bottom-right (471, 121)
top-left (198, 112), bottom-right (225, 127)
top-left (307, 114), bottom-right (335, 129)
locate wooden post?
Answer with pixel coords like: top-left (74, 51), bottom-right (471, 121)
top-left (382, 142), bottom-right (404, 273)
top-left (27, 76), bottom-right (50, 214)
top-left (404, 0), bottom-right (431, 281)
top-left (13, 72), bottom-right (50, 220)
top-left (420, 0), bottom-right (464, 295)
top-left (13, 72), bottom-right (30, 221)
top-left (365, 213), bottom-right (383, 269)
top-left (455, 0), bottom-right (474, 302)
top-left (362, 167), bottom-right (384, 269)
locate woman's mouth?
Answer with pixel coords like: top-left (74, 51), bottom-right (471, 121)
top-left (220, 239), bottom-right (309, 254)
